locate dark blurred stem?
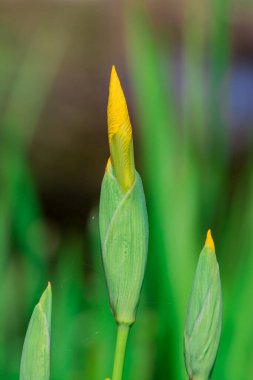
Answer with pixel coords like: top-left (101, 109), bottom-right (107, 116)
top-left (112, 323), bottom-right (130, 380)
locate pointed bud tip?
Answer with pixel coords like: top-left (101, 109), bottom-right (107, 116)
top-left (107, 64), bottom-right (131, 140)
top-left (109, 65), bottom-right (120, 97)
top-left (38, 283), bottom-right (52, 328)
top-left (39, 282), bottom-right (52, 311)
top-left (111, 64), bottom-right (116, 75)
top-left (110, 65), bottom-right (119, 84)
top-left (106, 65), bottom-right (135, 191)
top-left (205, 229), bottom-right (215, 251)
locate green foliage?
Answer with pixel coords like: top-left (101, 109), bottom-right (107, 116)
top-left (126, 8), bottom-right (197, 379)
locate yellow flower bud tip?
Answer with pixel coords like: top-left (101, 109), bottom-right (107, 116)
top-left (205, 229), bottom-right (215, 251)
top-left (106, 65), bottom-right (135, 191)
top-left (107, 65), bottom-right (132, 145)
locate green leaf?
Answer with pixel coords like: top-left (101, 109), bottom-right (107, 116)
top-left (20, 283), bottom-right (52, 380)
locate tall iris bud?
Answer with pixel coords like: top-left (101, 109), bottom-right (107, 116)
top-left (184, 230), bottom-right (222, 380)
top-left (99, 66), bottom-right (149, 326)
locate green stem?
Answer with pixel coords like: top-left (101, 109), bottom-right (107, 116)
top-left (112, 323), bottom-right (130, 380)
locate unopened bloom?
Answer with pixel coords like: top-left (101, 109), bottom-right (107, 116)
top-left (184, 230), bottom-right (222, 380)
top-left (99, 66), bottom-right (148, 325)
top-left (20, 283), bottom-right (52, 380)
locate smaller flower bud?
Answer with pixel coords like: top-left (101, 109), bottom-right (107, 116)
top-left (20, 283), bottom-right (52, 380)
top-left (184, 230), bottom-right (222, 380)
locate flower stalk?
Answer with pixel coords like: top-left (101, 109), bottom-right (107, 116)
top-left (112, 324), bottom-right (130, 380)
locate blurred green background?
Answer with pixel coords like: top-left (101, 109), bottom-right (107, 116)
top-left (0, 0), bottom-right (253, 379)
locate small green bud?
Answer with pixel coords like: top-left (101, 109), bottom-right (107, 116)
top-left (20, 283), bottom-right (52, 380)
top-left (184, 230), bottom-right (222, 380)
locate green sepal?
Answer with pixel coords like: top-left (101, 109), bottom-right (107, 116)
top-left (20, 283), bottom-right (52, 380)
top-left (99, 166), bottom-right (148, 325)
top-left (184, 244), bottom-right (222, 380)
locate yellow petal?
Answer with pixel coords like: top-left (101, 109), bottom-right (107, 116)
top-left (105, 157), bottom-right (111, 172)
top-left (205, 229), bottom-right (215, 251)
top-left (107, 65), bottom-right (135, 192)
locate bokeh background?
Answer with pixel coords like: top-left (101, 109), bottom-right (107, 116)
top-left (0, 0), bottom-right (253, 379)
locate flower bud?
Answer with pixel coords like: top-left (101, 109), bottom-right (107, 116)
top-left (20, 283), bottom-right (52, 380)
top-left (184, 230), bottom-right (222, 380)
top-left (99, 66), bottom-right (148, 325)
